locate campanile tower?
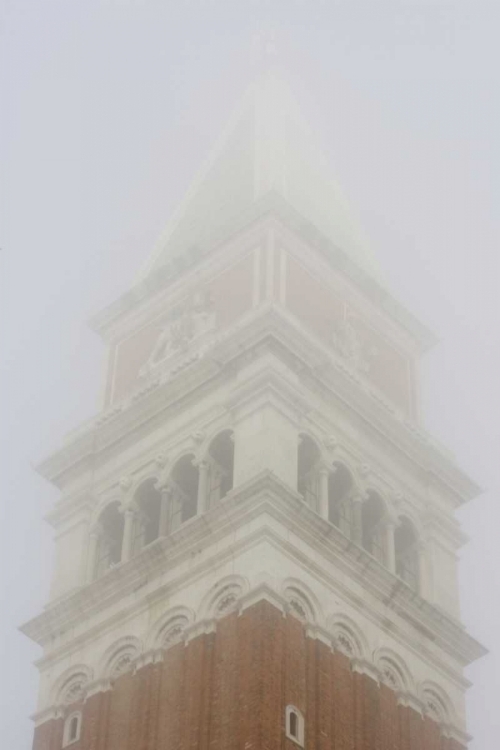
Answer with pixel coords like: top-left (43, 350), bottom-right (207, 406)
top-left (23, 69), bottom-right (485, 750)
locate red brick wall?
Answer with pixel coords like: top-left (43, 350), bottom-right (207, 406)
top-left (33, 601), bottom-right (462, 750)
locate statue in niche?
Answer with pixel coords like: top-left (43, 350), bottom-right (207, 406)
top-left (140, 289), bottom-right (216, 376)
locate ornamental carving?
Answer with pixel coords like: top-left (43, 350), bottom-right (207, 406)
top-left (422, 689), bottom-right (448, 723)
top-left (60, 674), bottom-right (89, 705)
top-left (381, 665), bottom-right (398, 689)
top-left (335, 632), bottom-right (355, 656)
top-left (159, 616), bottom-right (189, 649)
top-left (331, 317), bottom-right (377, 374)
top-left (214, 583), bottom-right (242, 617)
top-left (283, 586), bottom-right (314, 623)
top-left (331, 623), bottom-right (360, 657)
top-left (140, 290), bottom-right (216, 376)
top-left (288, 598), bottom-right (307, 621)
top-left (378, 658), bottom-right (406, 691)
top-left (110, 651), bottom-right (135, 678)
top-left (108, 646), bottom-right (138, 679)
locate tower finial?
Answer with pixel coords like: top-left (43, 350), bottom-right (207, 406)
top-left (250, 28), bottom-right (278, 72)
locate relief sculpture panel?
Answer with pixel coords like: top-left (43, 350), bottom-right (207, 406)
top-left (286, 255), bottom-right (414, 416)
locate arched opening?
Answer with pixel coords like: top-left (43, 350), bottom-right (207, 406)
top-left (69, 716), bottom-right (79, 741)
top-left (170, 454), bottom-right (199, 529)
top-left (208, 430), bottom-right (234, 506)
top-left (133, 478), bottom-right (162, 552)
top-left (361, 491), bottom-right (385, 563)
top-left (63, 712), bottom-right (81, 747)
top-left (285, 705), bottom-right (304, 746)
top-left (328, 463), bottom-right (354, 538)
top-left (395, 517), bottom-right (419, 591)
top-left (297, 434), bottom-right (320, 509)
top-left (289, 711), bottom-right (298, 737)
top-left (94, 502), bottom-right (124, 579)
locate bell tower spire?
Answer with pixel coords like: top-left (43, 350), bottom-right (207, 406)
top-left (22, 62), bottom-right (485, 750)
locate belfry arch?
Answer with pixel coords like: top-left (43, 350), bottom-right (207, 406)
top-left (207, 429), bottom-right (234, 507)
top-left (132, 478), bottom-right (162, 552)
top-left (297, 433), bottom-right (321, 510)
top-left (169, 453), bottom-right (199, 529)
top-left (361, 491), bottom-right (386, 564)
top-left (328, 462), bottom-right (355, 539)
top-left (395, 516), bottom-right (420, 592)
top-left (92, 501), bottom-right (124, 580)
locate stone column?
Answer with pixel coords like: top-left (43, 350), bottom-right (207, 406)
top-left (86, 528), bottom-right (100, 583)
top-left (197, 460), bottom-right (209, 515)
top-left (159, 486), bottom-right (172, 537)
top-left (318, 467), bottom-right (329, 520)
top-left (352, 494), bottom-right (363, 545)
top-left (121, 507), bottom-right (136, 563)
top-left (384, 519), bottom-right (397, 574)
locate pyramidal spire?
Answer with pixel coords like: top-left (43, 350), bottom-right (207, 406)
top-left (140, 56), bottom-right (382, 283)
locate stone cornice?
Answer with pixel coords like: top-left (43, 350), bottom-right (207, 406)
top-left (21, 473), bottom-right (486, 672)
top-left (36, 307), bottom-right (480, 507)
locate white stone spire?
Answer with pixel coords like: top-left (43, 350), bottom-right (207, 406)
top-left (139, 67), bottom-right (382, 283)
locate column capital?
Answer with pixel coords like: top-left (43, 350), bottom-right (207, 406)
top-left (119, 475), bottom-right (133, 493)
top-left (89, 522), bottom-right (102, 539)
top-left (383, 514), bottom-right (398, 529)
top-left (351, 490), bottom-right (366, 505)
top-left (156, 477), bottom-right (174, 494)
top-left (120, 501), bottom-right (138, 516)
top-left (193, 458), bottom-right (210, 471)
top-left (154, 453), bottom-right (168, 469)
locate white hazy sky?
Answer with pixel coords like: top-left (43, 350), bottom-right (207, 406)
top-left (1, 2), bottom-right (499, 748)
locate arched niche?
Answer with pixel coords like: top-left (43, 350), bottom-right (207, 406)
top-left (52, 666), bottom-right (93, 707)
top-left (328, 463), bottom-right (354, 538)
top-left (207, 430), bottom-right (234, 507)
top-left (198, 575), bottom-right (248, 620)
top-left (420, 683), bottom-right (453, 725)
top-left (170, 454), bottom-right (199, 529)
top-left (374, 647), bottom-right (414, 694)
top-left (361, 491), bottom-right (386, 564)
top-left (297, 434), bottom-right (321, 509)
top-left (94, 501), bottom-right (124, 579)
top-left (377, 657), bottom-right (409, 693)
top-left (329, 612), bottom-right (369, 660)
top-left (98, 636), bottom-right (142, 682)
top-left (147, 606), bottom-right (194, 650)
top-left (395, 516), bottom-right (419, 592)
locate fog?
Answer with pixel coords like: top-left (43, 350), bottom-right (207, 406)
top-left (1, 2), bottom-right (499, 747)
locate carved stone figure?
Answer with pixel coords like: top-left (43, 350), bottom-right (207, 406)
top-left (140, 289), bottom-right (216, 375)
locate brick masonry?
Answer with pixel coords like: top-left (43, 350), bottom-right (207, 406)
top-left (33, 600), bottom-right (464, 750)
